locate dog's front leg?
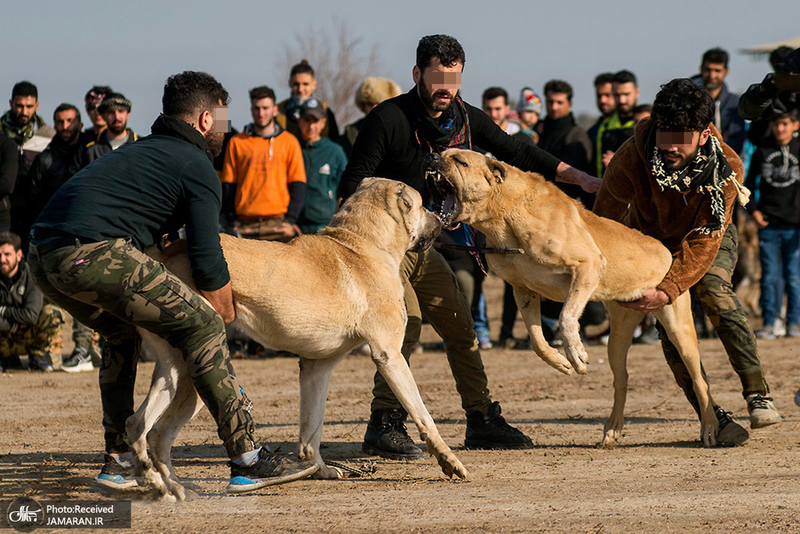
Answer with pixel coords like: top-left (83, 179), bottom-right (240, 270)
top-left (559, 259), bottom-right (604, 375)
top-left (599, 302), bottom-right (642, 448)
top-left (514, 287), bottom-right (573, 375)
top-left (654, 293), bottom-right (718, 447)
top-left (370, 347), bottom-right (468, 479)
top-left (298, 354), bottom-right (347, 479)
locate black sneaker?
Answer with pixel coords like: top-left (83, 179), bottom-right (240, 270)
top-left (715, 406), bottom-right (749, 447)
top-left (362, 408), bottom-right (424, 460)
top-left (28, 353), bottom-right (54, 372)
top-left (95, 453), bottom-right (138, 489)
top-left (227, 447), bottom-right (318, 494)
top-left (465, 401), bottom-right (533, 450)
top-left (61, 347), bottom-right (94, 373)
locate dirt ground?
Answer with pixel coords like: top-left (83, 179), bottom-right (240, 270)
top-left (1, 274), bottom-right (800, 533)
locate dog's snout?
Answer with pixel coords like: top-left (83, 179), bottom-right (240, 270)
top-left (423, 152), bottom-right (441, 170)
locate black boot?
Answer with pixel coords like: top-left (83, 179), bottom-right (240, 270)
top-left (465, 402), bottom-right (533, 450)
top-left (362, 408), bottom-right (424, 460)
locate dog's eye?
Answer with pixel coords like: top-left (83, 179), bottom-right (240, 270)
top-left (402, 197), bottom-right (412, 209)
top-left (454, 158), bottom-right (467, 168)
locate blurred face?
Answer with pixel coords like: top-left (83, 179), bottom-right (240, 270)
top-left (0, 243), bottom-right (21, 278)
top-left (633, 109), bottom-right (651, 125)
top-left (103, 109), bottom-right (129, 136)
top-left (86, 104), bottom-right (106, 130)
top-left (290, 73), bottom-right (317, 99)
top-left (518, 110), bottom-right (539, 128)
top-left (299, 115), bottom-right (327, 142)
top-left (9, 96), bottom-right (38, 127)
top-left (701, 61), bottom-right (728, 91)
top-left (613, 82), bottom-right (639, 116)
top-left (770, 116), bottom-right (800, 145)
top-left (414, 57), bottom-right (463, 115)
top-left (545, 91), bottom-right (571, 120)
top-left (656, 129), bottom-right (710, 171)
top-left (482, 96), bottom-right (509, 126)
top-left (595, 82), bottom-right (615, 116)
top-left (54, 109), bottom-right (82, 144)
top-left (250, 97), bottom-right (277, 129)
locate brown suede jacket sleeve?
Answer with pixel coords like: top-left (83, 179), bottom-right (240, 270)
top-left (593, 120), bottom-right (744, 303)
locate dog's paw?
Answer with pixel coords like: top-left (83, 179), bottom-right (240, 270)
top-left (564, 346), bottom-right (589, 375)
top-left (435, 452), bottom-right (468, 480)
top-left (313, 464), bottom-right (344, 479)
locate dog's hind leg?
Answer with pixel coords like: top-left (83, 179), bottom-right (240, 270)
top-left (147, 370), bottom-right (203, 501)
top-left (559, 259), bottom-right (604, 375)
top-left (514, 287), bottom-right (573, 375)
top-left (370, 344), bottom-right (468, 479)
top-left (654, 292), bottom-right (718, 447)
top-left (126, 336), bottom-right (181, 498)
top-left (599, 302), bottom-right (642, 448)
top-left (298, 353), bottom-right (348, 479)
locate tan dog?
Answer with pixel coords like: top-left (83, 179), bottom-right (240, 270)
top-left (425, 148), bottom-right (718, 448)
top-left (126, 178), bottom-right (467, 501)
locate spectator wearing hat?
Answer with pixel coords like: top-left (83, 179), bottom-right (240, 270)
top-left (221, 85), bottom-right (305, 242)
top-left (277, 60), bottom-right (342, 146)
top-left (297, 98), bottom-right (347, 234)
top-left (515, 86), bottom-right (542, 144)
top-left (342, 77), bottom-right (403, 155)
top-left (75, 92), bottom-right (137, 169)
top-left (83, 85), bottom-right (114, 140)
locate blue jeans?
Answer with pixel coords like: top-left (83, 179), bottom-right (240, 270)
top-left (758, 226), bottom-right (800, 327)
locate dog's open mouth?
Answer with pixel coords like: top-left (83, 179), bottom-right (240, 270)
top-left (426, 168), bottom-right (460, 229)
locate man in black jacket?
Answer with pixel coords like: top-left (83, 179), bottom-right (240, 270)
top-left (28, 103), bottom-right (101, 372)
top-left (28, 71), bottom-right (316, 493)
top-left (340, 34), bottom-right (600, 460)
top-left (0, 232), bottom-right (61, 372)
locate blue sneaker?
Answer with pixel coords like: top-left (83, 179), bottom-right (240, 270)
top-left (476, 331), bottom-right (493, 350)
top-left (95, 453), bottom-right (138, 489)
top-left (227, 447), bottom-right (318, 494)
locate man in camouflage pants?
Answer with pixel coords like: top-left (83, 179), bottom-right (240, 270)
top-left (28, 71), bottom-right (317, 494)
top-left (0, 231), bottom-right (62, 372)
top-left (594, 78), bottom-right (780, 446)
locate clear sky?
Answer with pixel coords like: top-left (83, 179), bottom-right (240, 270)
top-left (5, 0), bottom-right (798, 134)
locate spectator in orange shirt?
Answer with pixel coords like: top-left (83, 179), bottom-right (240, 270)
top-left (221, 86), bottom-right (306, 242)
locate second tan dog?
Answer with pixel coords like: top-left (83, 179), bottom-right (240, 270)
top-left (425, 148), bottom-right (719, 448)
top-left (125, 178), bottom-right (467, 500)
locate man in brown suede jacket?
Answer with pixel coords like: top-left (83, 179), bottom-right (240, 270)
top-left (594, 78), bottom-right (780, 446)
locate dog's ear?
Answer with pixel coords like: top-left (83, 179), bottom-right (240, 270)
top-left (487, 158), bottom-right (506, 184)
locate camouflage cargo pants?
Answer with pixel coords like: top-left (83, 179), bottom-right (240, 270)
top-left (28, 237), bottom-right (258, 457)
top-left (0, 303), bottom-right (63, 358)
top-left (657, 224), bottom-right (770, 417)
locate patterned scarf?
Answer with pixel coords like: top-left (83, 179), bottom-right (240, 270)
top-left (0, 110), bottom-right (44, 146)
top-left (645, 126), bottom-right (747, 236)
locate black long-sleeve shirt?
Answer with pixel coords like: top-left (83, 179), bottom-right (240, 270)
top-left (0, 260), bottom-right (42, 331)
top-left (32, 116), bottom-right (230, 292)
top-left (339, 89), bottom-right (561, 202)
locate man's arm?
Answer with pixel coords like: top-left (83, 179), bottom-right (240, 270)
top-left (284, 137), bottom-right (306, 224)
top-left (200, 281), bottom-right (235, 325)
top-left (0, 274), bottom-right (43, 330)
top-left (0, 136), bottom-right (18, 198)
top-left (471, 108), bottom-right (600, 192)
top-left (339, 109), bottom-right (388, 202)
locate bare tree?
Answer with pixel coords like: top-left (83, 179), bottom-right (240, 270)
top-left (278, 19), bottom-right (382, 131)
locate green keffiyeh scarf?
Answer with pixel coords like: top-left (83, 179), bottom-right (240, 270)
top-left (646, 126), bottom-right (749, 235)
top-left (0, 110), bottom-right (45, 146)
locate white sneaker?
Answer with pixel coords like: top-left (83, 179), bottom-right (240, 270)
top-left (746, 394), bottom-right (781, 428)
top-left (61, 348), bottom-right (94, 373)
top-left (755, 325), bottom-right (777, 340)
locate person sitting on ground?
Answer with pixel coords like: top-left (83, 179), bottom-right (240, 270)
top-left (0, 232), bottom-right (62, 373)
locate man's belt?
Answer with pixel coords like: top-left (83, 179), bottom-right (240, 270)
top-left (29, 228), bottom-right (99, 257)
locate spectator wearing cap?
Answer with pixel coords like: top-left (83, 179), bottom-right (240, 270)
top-left (515, 87), bottom-right (542, 144)
top-left (83, 85), bottom-right (113, 139)
top-left (277, 59), bottom-right (342, 146)
top-left (342, 77), bottom-right (402, 155)
top-left (297, 98), bottom-right (347, 234)
top-left (221, 85), bottom-right (306, 242)
top-left (75, 92), bottom-right (137, 170)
